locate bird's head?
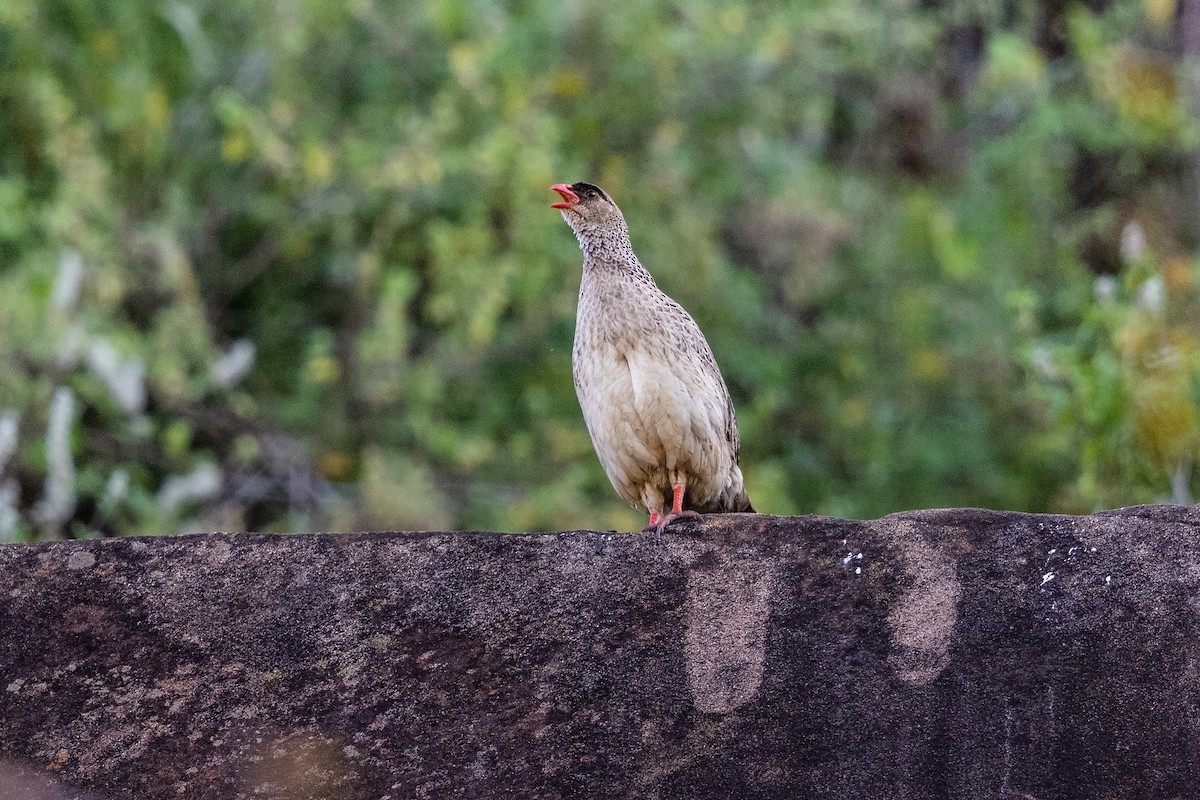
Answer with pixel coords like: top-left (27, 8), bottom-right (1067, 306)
top-left (549, 182), bottom-right (626, 240)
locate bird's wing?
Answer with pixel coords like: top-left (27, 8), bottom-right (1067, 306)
top-left (614, 294), bottom-right (741, 509)
top-left (573, 339), bottom-right (658, 507)
top-left (657, 297), bottom-right (741, 458)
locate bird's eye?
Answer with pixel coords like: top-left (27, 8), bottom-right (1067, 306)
top-left (585, 190), bottom-right (597, 199)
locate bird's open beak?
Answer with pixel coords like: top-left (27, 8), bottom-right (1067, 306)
top-left (550, 183), bottom-right (580, 210)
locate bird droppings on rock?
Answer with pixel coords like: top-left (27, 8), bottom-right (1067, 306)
top-left (2, 506), bottom-right (1200, 798)
top-left (841, 551), bottom-right (864, 577)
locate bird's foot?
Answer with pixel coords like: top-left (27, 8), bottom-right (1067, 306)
top-left (645, 509), bottom-right (702, 534)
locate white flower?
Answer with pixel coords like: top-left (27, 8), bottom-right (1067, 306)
top-left (0, 411), bottom-right (19, 475)
top-left (1119, 221), bottom-right (1146, 264)
top-left (36, 387), bottom-right (76, 527)
top-left (87, 339), bottom-right (147, 416)
top-left (51, 250), bottom-right (85, 312)
top-left (1136, 275), bottom-right (1165, 314)
top-left (104, 468), bottom-right (130, 508)
top-left (0, 480), bottom-right (18, 541)
top-left (1030, 344), bottom-right (1059, 380)
top-left (211, 339), bottom-right (256, 388)
top-left (158, 463), bottom-right (222, 513)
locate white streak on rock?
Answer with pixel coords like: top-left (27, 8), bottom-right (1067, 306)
top-left (886, 521), bottom-right (962, 685)
top-left (684, 549), bottom-right (774, 713)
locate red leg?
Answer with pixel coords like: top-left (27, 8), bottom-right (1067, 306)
top-left (650, 481), bottom-right (702, 534)
top-left (671, 484), bottom-right (684, 515)
top-left (648, 510), bottom-right (661, 528)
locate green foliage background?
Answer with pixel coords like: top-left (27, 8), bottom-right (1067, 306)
top-left (2, 0), bottom-right (1199, 538)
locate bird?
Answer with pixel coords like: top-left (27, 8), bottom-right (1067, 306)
top-left (550, 181), bottom-right (754, 533)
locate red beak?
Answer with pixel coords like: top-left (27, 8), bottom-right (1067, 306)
top-left (550, 183), bottom-right (580, 210)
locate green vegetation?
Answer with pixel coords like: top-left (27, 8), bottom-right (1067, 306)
top-left (2, 0), bottom-right (1198, 538)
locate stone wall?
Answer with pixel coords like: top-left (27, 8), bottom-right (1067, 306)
top-left (2, 506), bottom-right (1199, 799)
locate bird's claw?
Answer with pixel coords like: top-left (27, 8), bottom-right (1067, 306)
top-left (645, 510), bottom-right (702, 534)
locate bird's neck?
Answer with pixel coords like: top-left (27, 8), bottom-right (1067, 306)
top-left (578, 229), bottom-right (655, 284)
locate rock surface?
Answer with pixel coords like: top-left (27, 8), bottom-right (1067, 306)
top-left (1, 506), bottom-right (1199, 799)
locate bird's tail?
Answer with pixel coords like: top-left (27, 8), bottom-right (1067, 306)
top-left (728, 464), bottom-right (755, 512)
top-left (729, 489), bottom-right (755, 513)
top-left (697, 488), bottom-right (754, 513)
top-left (693, 466), bottom-right (755, 513)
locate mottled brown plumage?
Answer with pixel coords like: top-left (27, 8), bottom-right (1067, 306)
top-left (551, 182), bottom-right (754, 532)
